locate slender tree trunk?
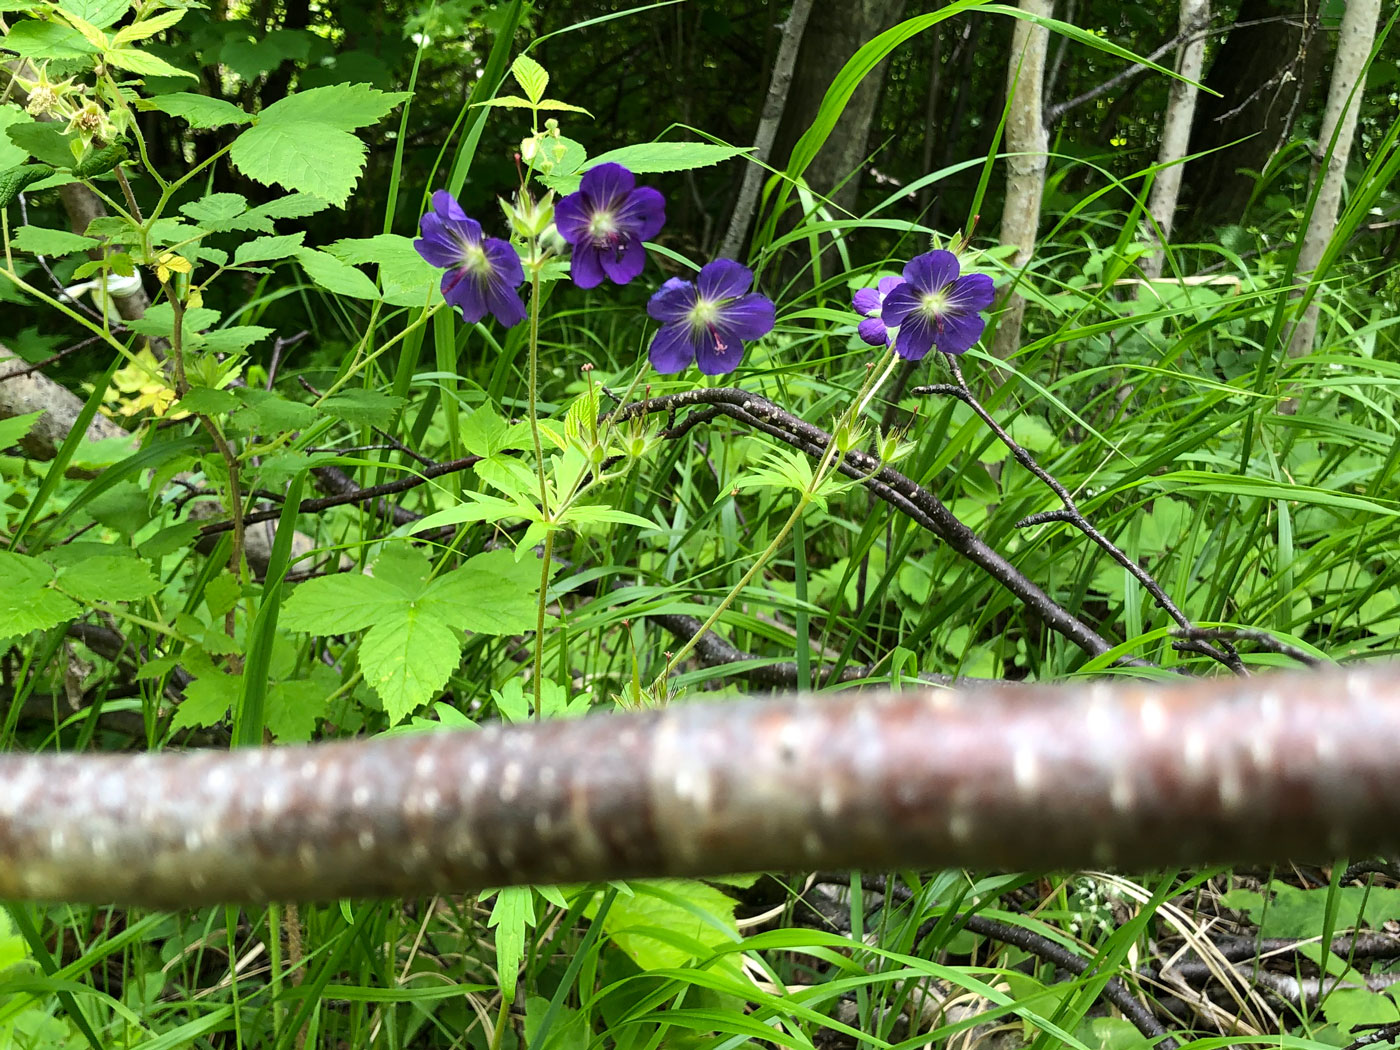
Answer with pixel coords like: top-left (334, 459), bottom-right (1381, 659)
top-left (991, 0), bottom-right (1052, 360)
top-left (719, 0), bottom-right (815, 261)
top-left (1285, 0), bottom-right (1382, 357)
top-left (1142, 0), bottom-right (1210, 280)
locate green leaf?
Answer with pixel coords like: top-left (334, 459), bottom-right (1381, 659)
top-left (234, 232), bottom-right (305, 265)
top-left (0, 105), bottom-right (31, 170)
top-left (59, 0), bottom-right (130, 29)
top-left (110, 7), bottom-right (184, 45)
top-left (138, 521), bottom-right (201, 559)
top-left (143, 92), bottom-right (253, 130)
top-left (488, 886), bottom-right (534, 1003)
top-left (585, 880), bottom-right (743, 977)
top-left (232, 389), bottom-right (318, 431)
top-left (324, 234), bottom-right (439, 306)
top-left (173, 386), bottom-right (239, 415)
top-left (474, 96), bottom-right (590, 115)
top-left (588, 142), bottom-right (750, 175)
top-left (0, 163), bottom-right (55, 210)
top-left (0, 551), bottom-right (53, 591)
top-left (558, 505), bottom-right (656, 531)
top-left (265, 675), bottom-right (329, 743)
top-left (104, 47), bottom-right (196, 78)
top-left (359, 608), bottom-right (460, 723)
top-left (282, 572), bottom-right (397, 634)
top-left (511, 54), bottom-right (548, 104)
top-left (200, 326), bottom-right (273, 354)
top-left (3, 19), bottom-right (100, 59)
top-left (57, 555), bottom-right (158, 603)
top-left (420, 550), bottom-right (543, 635)
top-left (320, 388), bottom-right (405, 427)
top-left (5, 120), bottom-right (76, 167)
top-left (180, 192), bottom-right (249, 226)
top-left (0, 588), bottom-right (79, 635)
top-left (257, 83), bottom-right (411, 132)
top-left (368, 545), bottom-right (431, 597)
top-left (295, 247), bottom-right (381, 299)
top-left (10, 226), bottom-right (99, 256)
top-left (71, 142), bottom-right (127, 178)
top-left (0, 411), bottom-right (43, 449)
top-left (231, 122), bottom-right (368, 207)
top-left (172, 660), bottom-right (240, 730)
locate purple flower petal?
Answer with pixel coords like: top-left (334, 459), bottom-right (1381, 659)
top-left (876, 275), bottom-right (903, 297)
top-left (880, 281), bottom-right (919, 327)
top-left (484, 237), bottom-right (524, 288)
top-left (894, 313), bottom-right (936, 361)
top-left (946, 271), bottom-right (996, 313)
top-left (852, 287), bottom-right (881, 316)
top-left (904, 250), bottom-right (960, 294)
top-left (648, 323), bottom-right (695, 374)
top-left (694, 328), bottom-right (742, 375)
top-left (716, 292), bottom-right (774, 342)
top-left (441, 269), bottom-right (487, 324)
top-left (599, 236), bottom-right (646, 285)
top-left (618, 185), bottom-right (666, 241)
top-left (553, 193), bottom-right (590, 245)
top-left (579, 162), bottom-right (636, 206)
top-left (431, 189), bottom-right (468, 223)
top-left (933, 311), bottom-right (985, 355)
top-left (647, 278), bottom-right (696, 324)
top-left (570, 245), bottom-right (607, 290)
top-left (697, 258), bottom-right (753, 302)
top-left (414, 233), bottom-right (460, 269)
top-left (858, 317), bottom-right (890, 347)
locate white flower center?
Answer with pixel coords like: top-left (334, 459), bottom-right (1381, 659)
top-left (919, 290), bottom-right (949, 320)
top-left (588, 210), bottom-right (618, 240)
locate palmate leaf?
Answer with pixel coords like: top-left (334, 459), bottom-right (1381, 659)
top-left (57, 555), bottom-right (159, 604)
top-left (419, 550), bottom-right (544, 635)
top-left (232, 124), bottom-right (368, 207)
top-left (280, 573), bottom-right (396, 634)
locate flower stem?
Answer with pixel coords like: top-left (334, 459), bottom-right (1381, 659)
top-left (532, 530), bottom-right (555, 720)
top-left (525, 266), bottom-right (554, 719)
top-left (652, 350), bottom-right (900, 698)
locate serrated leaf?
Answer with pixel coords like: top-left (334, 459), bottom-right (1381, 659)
top-left (180, 192), bottom-right (248, 225)
top-left (200, 326), bottom-right (273, 354)
top-left (59, 0), bottom-right (130, 28)
top-left (0, 589), bottom-right (79, 635)
top-left (265, 673), bottom-right (333, 743)
top-left (57, 555), bottom-right (158, 603)
top-left (588, 142), bottom-right (751, 174)
top-left (419, 549), bottom-right (543, 635)
top-left (235, 232), bottom-right (305, 265)
top-left (173, 386), bottom-right (238, 415)
top-left (111, 7), bottom-right (185, 46)
top-left (320, 388), bottom-right (404, 426)
top-left (282, 572), bottom-right (397, 634)
top-left (0, 551), bottom-right (54, 591)
top-left (232, 389), bottom-right (318, 431)
top-left (510, 54), bottom-right (548, 104)
top-left (251, 192), bottom-right (330, 221)
top-left (406, 492), bottom-right (536, 535)
top-left (359, 608), bottom-right (460, 724)
top-left (460, 404), bottom-right (514, 457)
top-left (138, 521), bottom-right (201, 558)
top-left (10, 226), bottom-right (98, 256)
top-left (295, 247), bottom-right (381, 298)
top-left (3, 19), bottom-right (100, 59)
top-left (368, 546), bottom-right (431, 598)
top-left (5, 121), bottom-right (77, 167)
top-left (475, 95), bottom-right (590, 114)
top-left (231, 123), bottom-right (366, 207)
top-left (324, 234), bottom-right (438, 306)
top-left (258, 84), bottom-right (411, 132)
top-left (488, 886), bottom-right (534, 1002)
top-left (559, 504), bottom-right (656, 531)
top-left (54, 8), bottom-right (109, 49)
top-left (172, 664), bottom-right (240, 730)
top-left (144, 92), bottom-right (252, 130)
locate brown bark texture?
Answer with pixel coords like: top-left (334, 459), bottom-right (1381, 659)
top-left (0, 666), bottom-right (1393, 907)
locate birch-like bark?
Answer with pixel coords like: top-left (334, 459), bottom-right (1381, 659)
top-left (991, 0), bottom-right (1052, 360)
top-left (1285, 0), bottom-right (1382, 357)
top-left (0, 667), bottom-right (1396, 906)
top-left (1142, 0), bottom-right (1210, 280)
top-left (718, 0), bottom-right (815, 261)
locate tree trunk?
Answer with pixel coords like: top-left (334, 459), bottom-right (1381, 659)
top-left (991, 0), bottom-right (1052, 361)
top-left (719, 0), bottom-right (816, 261)
top-left (1184, 0), bottom-right (1326, 226)
top-left (770, 0), bottom-right (911, 216)
top-left (1142, 0), bottom-right (1210, 279)
top-left (1285, 0), bottom-right (1383, 357)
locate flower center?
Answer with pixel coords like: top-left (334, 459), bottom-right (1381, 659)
top-left (459, 242), bottom-right (489, 275)
top-left (588, 210), bottom-right (619, 241)
top-left (687, 298), bottom-right (729, 354)
top-left (918, 290), bottom-right (949, 320)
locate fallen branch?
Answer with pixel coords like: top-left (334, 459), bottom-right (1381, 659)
top-left (0, 665), bottom-right (1395, 906)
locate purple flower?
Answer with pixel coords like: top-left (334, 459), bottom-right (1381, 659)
top-left (880, 250), bottom-right (995, 360)
top-left (852, 276), bottom-right (904, 348)
top-left (414, 189), bottom-right (526, 328)
top-left (646, 259), bottom-right (775, 375)
top-left (555, 162), bottom-right (666, 289)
